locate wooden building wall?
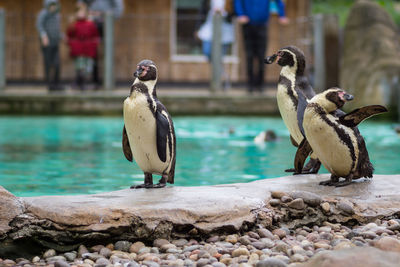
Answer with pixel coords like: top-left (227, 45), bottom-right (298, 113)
top-left (0, 0), bottom-right (311, 84)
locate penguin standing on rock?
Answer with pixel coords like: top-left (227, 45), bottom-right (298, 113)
top-left (264, 46), bottom-right (321, 173)
top-left (122, 59), bottom-right (176, 189)
top-left (295, 88), bottom-right (387, 187)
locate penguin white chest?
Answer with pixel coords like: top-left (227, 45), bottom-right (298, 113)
top-left (277, 84), bottom-right (303, 144)
top-left (303, 110), bottom-right (356, 176)
top-left (123, 95), bottom-right (169, 175)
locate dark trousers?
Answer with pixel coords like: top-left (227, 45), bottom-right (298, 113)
top-left (92, 21), bottom-right (104, 86)
top-left (42, 45), bottom-right (60, 90)
top-left (242, 24), bottom-right (268, 92)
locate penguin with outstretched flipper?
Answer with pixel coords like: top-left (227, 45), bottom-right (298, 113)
top-left (295, 88), bottom-right (387, 187)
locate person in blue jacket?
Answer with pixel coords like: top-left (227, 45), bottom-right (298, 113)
top-left (234, 0), bottom-right (289, 93)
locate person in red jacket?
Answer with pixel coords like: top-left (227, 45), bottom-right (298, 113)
top-left (67, 3), bottom-right (99, 90)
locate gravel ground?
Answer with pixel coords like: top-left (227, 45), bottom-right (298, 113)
top-left (1, 218), bottom-right (400, 267)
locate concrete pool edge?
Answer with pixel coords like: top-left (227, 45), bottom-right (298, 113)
top-left (1, 174), bottom-right (400, 254)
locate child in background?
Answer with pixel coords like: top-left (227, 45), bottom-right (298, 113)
top-left (67, 3), bottom-right (100, 90)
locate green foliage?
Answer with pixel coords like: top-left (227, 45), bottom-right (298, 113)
top-left (312, 0), bottom-right (400, 27)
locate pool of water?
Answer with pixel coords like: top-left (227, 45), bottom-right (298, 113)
top-left (0, 116), bottom-right (399, 197)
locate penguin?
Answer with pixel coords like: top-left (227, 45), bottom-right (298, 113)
top-left (264, 46), bottom-right (321, 173)
top-left (294, 88), bottom-right (387, 186)
top-left (122, 59), bottom-right (176, 189)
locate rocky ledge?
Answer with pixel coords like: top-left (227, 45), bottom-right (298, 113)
top-left (1, 174), bottom-right (400, 266)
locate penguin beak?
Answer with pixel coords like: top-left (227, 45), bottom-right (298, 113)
top-left (264, 54), bottom-right (278, 64)
top-left (344, 93), bottom-right (354, 101)
top-left (134, 69), bottom-right (142, 78)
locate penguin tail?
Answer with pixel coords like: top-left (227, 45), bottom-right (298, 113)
top-left (167, 157), bottom-right (176, 184)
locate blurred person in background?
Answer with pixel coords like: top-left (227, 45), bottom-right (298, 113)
top-left (36, 0), bottom-right (63, 92)
top-left (234, 0), bottom-right (289, 93)
top-left (196, 0), bottom-right (235, 89)
top-left (78, 0), bottom-right (124, 88)
top-left (67, 2), bottom-right (100, 91)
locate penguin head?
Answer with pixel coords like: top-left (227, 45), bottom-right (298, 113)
top-left (265, 46), bottom-right (306, 76)
top-left (133, 59), bottom-right (157, 81)
top-left (313, 88), bottom-right (354, 112)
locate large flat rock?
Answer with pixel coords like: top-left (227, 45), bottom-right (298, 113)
top-left (2, 174), bottom-right (400, 252)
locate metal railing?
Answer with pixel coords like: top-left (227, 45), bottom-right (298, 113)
top-left (0, 9), bottom-right (5, 91)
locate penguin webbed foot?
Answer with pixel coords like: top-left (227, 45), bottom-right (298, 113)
top-left (130, 175), bottom-right (167, 189)
top-left (319, 175), bottom-right (340, 186)
top-left (319, 179), bottom-right (334, 186)
top-left (130, 182), bottom-right (166, 189)
top-left (332, 175), bottom-right (353, 187)
top-left (130, 183), bottom-right (154, 189)
top-left (285, 168), bottom-right (295, 173)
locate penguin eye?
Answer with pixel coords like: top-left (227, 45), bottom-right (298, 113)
top-left (278, 51), bottom-right (284, 57)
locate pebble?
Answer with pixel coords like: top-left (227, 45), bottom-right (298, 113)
top-left (269, 199), bottom-right (281, 206)
top-left (47, 256), bottom-right (67, 262)
top-left (273, 229), bottom-right (287, 239)
top-left (232, 248), bottom-right (250, 257)
top-left (337, 200), bottom-right (355, 214)
top-left (318, 226), bottom-right (331, 233)
top-left (184, 245), bottom-right (201, 252)
top-left (31, 256), bottom-right (40, 263)
top-left (257, 228), bottom-right (275, 240)
top-left (43, 249), bottom-right (57, 258)
top-left (130, 241), bottom-right (145, 253)
top-left (288, 198), bottom-right (305, 210)
top-left (115, 241), bottom-right (132, 252)
top-left (153, 238), bottom-right (170, 248)
top-left (239, 236), bottom-right (251, 245)
top-left (374, 236), bottom-right (400, 252)
top-left (289, 191), bottom-right (322, 207)
top-left (173, 238), bottom-right (189, 246)
top-left (290, 253), bottom-right (306, 262)
top-left (281, 196), bottom-right (293, 203)
top-left (333, 240), bottom-right (355, 250)
top-left (314, 241), bottom-right (331, 250)
top-left (90, 245), bottom-right (104, 252)
top-left (361, 231), bottom-right (378, 239)
top-left (271, 191), bottom-right (287, 199)
top-left (78, 245), bottom-right (90, 257)
top-left (323, 221), bottom-right (341, 231)
top-left (64, 252), bottom-right (77, 261)
top-left (321, 202), bottom-right (331, 213)
top-left (226, 234), bottom-right (238, 244)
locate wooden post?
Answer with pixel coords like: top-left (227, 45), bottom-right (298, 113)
top-left (313, 14), bottom-right (325, 93)
top-left (0, 9), bottom-right (5, 91)
top-left (103, 11), bottom-right (114, 92)
top-left (398, 80), bottom-right (400, 122)
top-left (324, 14), bottom-right (339, 88)
top-left (211, 12), bottom-right (222, 93)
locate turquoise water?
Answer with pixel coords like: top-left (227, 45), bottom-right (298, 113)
top-left (0, 116), bottom-right (399, 197)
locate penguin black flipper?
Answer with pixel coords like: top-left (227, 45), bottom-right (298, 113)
top-left (296, 76), bottom-right (315, 99)
top-left (122, 125), bottom-right (133, 162)
top-left (294, 138), bottom-right (313, 174)
top-left (296, 90), bottom-right (308, 137)
top-left (338, 105), bottom-right (388, 128)
top-left (155, 108), bottom-right (170, 163)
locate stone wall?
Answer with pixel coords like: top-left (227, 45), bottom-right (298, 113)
top-left (340, 0), bottom-right (400, 112)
